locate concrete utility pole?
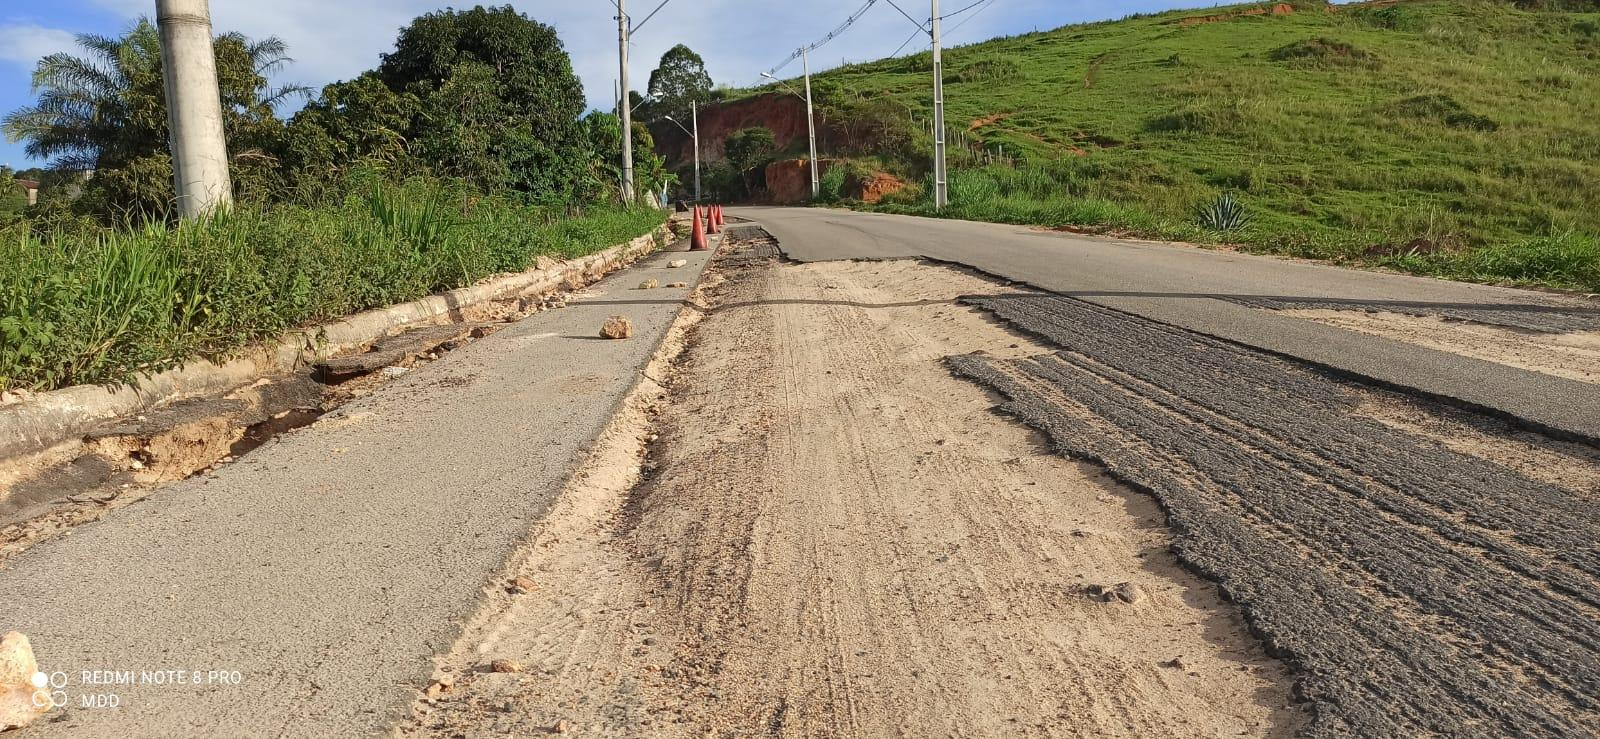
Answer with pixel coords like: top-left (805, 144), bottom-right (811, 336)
top-left (802, 47), bottom-right (819, 200)
top-left (156, 0), bottom-right (231, 218)
top-left (617, 0), bottom-right (636, 204)
top-left (930, 0), bottom-right (949, 210)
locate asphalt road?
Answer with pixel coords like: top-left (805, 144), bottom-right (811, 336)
top-left (0, 245), bottom-right (712, 737)
top-left (739, 206), bottom-right (1600, 441)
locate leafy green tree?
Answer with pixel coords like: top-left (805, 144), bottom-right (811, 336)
top-left (377, 5), bottom-right (590, 202)
top-left (278, 72), bottom-right (422, 200)
top-left (584, 111), bottom-right (622, 195)
top-left (725, 127), bottom-right (777, 194)
top-left (582, 112), bottom-right (672, 202)
top-left (647, 44), bottom-right (713, 122)
top-left (1, 20), bottom-right (306, 220)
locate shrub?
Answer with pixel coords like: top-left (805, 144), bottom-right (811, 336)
top-left (1269, 38), bottom-right (1381, 69)
top-left (1386, 93), bottom-right (1499, 132)
top-left (1357, 6), bottom-right (1423, 31)
top-left (952, 59), bottom-right (1023, 84)
top-left (817, 166), bottom-right (849, 204)
top-left (1146, 102), bottom-right (1249, 135)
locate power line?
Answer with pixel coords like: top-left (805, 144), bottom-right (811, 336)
top-left (945, 0), bottom-right (1001, 38)
top-left (887, 0), bottom-right (999, 58)
top-left (890, 22), bottom-right (930, 57)
top-left (939, 0), bottom-right (988, 20)
top-left (767, 0), bottom-right (881, 76)
top-left (882, 0), bottom-right (926, 30)
top-left (631, 0), bottom-right (675, 34)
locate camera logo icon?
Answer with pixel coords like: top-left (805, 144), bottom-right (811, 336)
top-left (30, 671), bottom-right (68, 710)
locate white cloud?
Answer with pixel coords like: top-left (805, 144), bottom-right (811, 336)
top-left (0, 24), bottom-right (78, 69)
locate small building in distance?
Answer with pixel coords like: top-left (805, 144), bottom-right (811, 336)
top-left (14, 179), bottom-right (39, 207)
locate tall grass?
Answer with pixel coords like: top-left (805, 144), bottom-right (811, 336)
top-left (0, 177), bottom-right (665, 392)
top-left (873, 162), bottom-right (1600, 293)
top-left (871, 163), bottom-right (1203, 240)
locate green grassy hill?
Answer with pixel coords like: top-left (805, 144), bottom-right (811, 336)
top-left (779, 0), bottom-right (1600, 291)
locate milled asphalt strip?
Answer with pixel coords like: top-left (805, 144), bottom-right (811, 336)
top-left (739, 206), bottom-right (1600, 441)
top-left (0, 243), bottom-right (714, 737)
top-left (949, 293), bottom-right (1600, 737)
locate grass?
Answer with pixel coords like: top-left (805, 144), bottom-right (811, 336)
top-left (752, 0), bottom-right (1600, 292)
top-left (0, 176), bottom-right (665, 393)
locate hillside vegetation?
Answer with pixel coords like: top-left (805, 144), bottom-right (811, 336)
top-left (788, 0), bottom-right (1600, 291)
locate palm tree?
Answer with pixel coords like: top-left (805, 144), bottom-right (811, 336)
top-left (2, 19), bottom-right (308, 173)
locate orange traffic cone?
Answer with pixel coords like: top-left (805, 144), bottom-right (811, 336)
top-left (706, 204), bottom-right (720, 235)
top-left (714, 204), bottom-right (725, 228)
top-left (690, 206), bottom-right (708, 251)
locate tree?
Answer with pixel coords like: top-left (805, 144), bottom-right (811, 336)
top-left (583, 112), bottom-right (671, 202)
top-left (725, 127), bottom-right (777, 195)
top-left (279, 72), bottom-right (421, 199)
top-left (647, 45), bottom-right (712, 123)
top-left (1, 20), bottom-right (306, 220)
top-left (377, 5), bottom-right (591, 202)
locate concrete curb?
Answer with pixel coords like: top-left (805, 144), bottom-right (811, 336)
top-left (0, 225), bottom-right (670, 463)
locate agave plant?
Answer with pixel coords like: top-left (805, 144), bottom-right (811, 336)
top-left (1197, 192), bottom-right (1252, 232)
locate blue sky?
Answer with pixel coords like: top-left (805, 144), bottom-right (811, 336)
top-left (0, 0), bottom-right (1239, 167)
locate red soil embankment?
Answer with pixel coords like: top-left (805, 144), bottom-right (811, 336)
top-left (651, 93), bottom-right (813, 165)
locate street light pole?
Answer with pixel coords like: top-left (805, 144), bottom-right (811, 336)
top-left (155, 0), bottom-right (232, 218)
top-left (930, 0), bottom-right (949, 209)
top-left (761, 68), bottom-right (820, 202)
top-left (617, 0), bottom-right (636, 204)
top-left (802, 47), bottom-right (819, 200)
top-left (664, 106), bottom-right (700, 203)
top-left (691, 101), bottom-right (701, 202)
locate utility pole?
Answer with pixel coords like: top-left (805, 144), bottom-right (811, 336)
top-left (155, 0), bottom-right (231, 218)
top-left (617, 0), bottom-right (635, 204)
top-left (802, 47), bottom-right (819, 200)
top-left (930, 0), bottom-right (949, 209)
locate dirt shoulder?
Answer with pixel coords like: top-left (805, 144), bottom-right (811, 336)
top-left (405, 230), bottom-right (1302, 737)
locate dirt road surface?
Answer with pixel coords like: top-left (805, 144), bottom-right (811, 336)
top-left (409, 229), bottom-right (1304, 737)
top-left (411, 224), bottom-right (1600, 738)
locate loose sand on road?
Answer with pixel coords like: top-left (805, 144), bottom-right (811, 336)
top-left (1283, 308), bottom-right (1600, 385)
top-left (407, 231), bottom-right (1302, 737)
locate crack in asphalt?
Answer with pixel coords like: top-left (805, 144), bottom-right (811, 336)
top-left (948, 293), bottom-right (1600, 738)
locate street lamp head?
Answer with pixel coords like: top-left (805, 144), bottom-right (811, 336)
top-left (760, 72), bottom-right (776, 80)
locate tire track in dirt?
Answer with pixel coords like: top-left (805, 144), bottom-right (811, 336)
top-left (949, 293), bottom-right (1600, 737)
